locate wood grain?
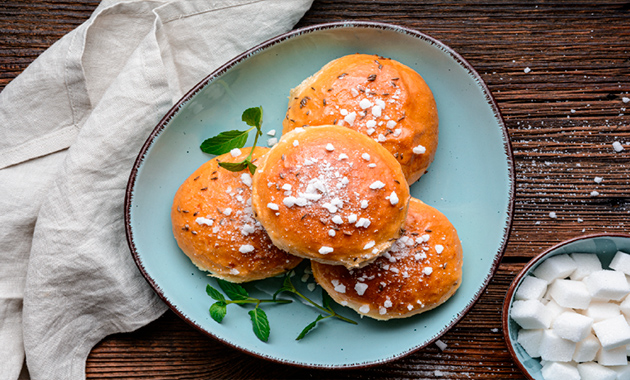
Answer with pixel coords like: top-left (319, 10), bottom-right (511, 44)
top-left (2, 0), bottom-right (630, 378)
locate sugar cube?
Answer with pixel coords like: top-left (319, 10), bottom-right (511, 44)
top-left (569, 252), bottom-right (602, 280)
top-left (515, 276), bottom-right (548, 301)
top-left (610, 364), bottom-right (630, 380)
top-left (548, 279), bottom-right (592, 309)
top-left (541, 361), bottom-right (580, 380)
top-left (596, 345), bottom-right (628, 366)
top-left (572, 333), bottom-right (600, 363)
top-left (592, 314), bottom-right (630, 350)
top-left (539, 329), bottom-right (577, 362)
top-left (620, 295), bottom-right (630, 317)
top-left (610, 250), bottom-right (630, 275)
top-left (577, 362), bottom-right (617, 380)
top-left (532, 254), bottom-right (577, 282)
top-left (517, 329), bottom-right (543, 358)
top-left (582, 301), bottom-right (621, 322)
top-left (552, 311), bottom-right (593, 342)
top-left (544, 299), bottom-right (568, 321)
top-left (583, 270), bottom-right (630, 301)
top-left (511, 299), bottom-right (552, 329)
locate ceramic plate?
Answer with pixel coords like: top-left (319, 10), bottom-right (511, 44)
top-left (125, 21), bottom-right (515, 368)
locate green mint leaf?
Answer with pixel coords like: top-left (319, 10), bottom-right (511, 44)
top-left (206, 284), bottom-right (226, 302)
top-left (296, 314), bottom-right (325, 340)
top-left (322, 290), bottom-right (333, 311)
top-left (217, 279), bottom-right (249, 301)
top-left (209, 302), bottom-right (227, 323)
top-left (241, 106), bottom-right (263, 128)
top-left (218, 161), bottom-right (248, 172)
top-left (273, 273), bottom-right (297, 300)
top-left (248, 308), bottom-right (270, 342)
top-left (200, 130), bottom-right (249, 155)
top-left (246, 160), bottom-right (257, 175)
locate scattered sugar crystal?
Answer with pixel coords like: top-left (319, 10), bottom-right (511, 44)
top-left (610, 251), bottom-right (630, 275)
top-left (583, 270), bottom-right (630, 301)
top-left (596, 345), bottom-right (628, 366)
top-left (423, 267), bottom-right (433, 276)
top-left (241, 224), bottom-right (256, 236)
top-left (363, 241), bottom-right (375, 250)
top-left (594, 176), bottom-right (603, 183)
top-left (347, 214), bottom-right (358, 223)
top-left (511, 299), bottom-right (552, 329)
top-left (572, 333), bottom-right (600, 363)
top-left (541, 362), bottom-right (579, 380)
top-left (369, 181), bottom-right (386, 189)
top-left (195, 217), bottom-right (214, 226)
top-left (577, 362), bottom-right (617, 380)
top-left (267, 129), bottom-right (276, 136)
top-left (223, 208), bottom-right (232, 216)
top-left (230, 148), bottom-right (242, 157)
top-left (372, 105), bottom-right (382, 117)
top-left (548, 279), bottom-right (591, 309)
top-left (239, 245), bottom-right (255, 253)
top-left (435, 244), bottom-right (444, 254)
top-left (293, 139), bottom-right (299, 147)
top-left (552, 311), bottom-right (593, 342)
top-left (359, 305), bottom-right (370, 313)
top-left (356, 218), bottom-right (371, 228)
top-left (229, 268), bottom-right (240, 275)
top-left (307, 283), bottom-right (316, 292)
top-left (549, 211), bottom-right (557, 218)
top-left (338, 153), bottom-right (349, 160)
top-left (326, 143), bottom-right (335, 151)
top-left (366, 120), bottom-right (376, 128)
top-left (517, 328), bottom-right (544, 358)
top-left (267, 203), bottom-right (279, 211)
top-left (379, 307), bottom-right (387, 315)
top-left (319, 246), bottom-right (334, 255)
top-left (340, 109), bottom-right (348, 116)
top-left (515, 275), bottom-right (548, 301)
top-left (623, 97), bottom-right (630, 103)
top-left (590, 190), bottom-right (600, 197)
top-left (592, 314), bottom-right (630, 350)
top-left (435, 340), bottom-right (447, 351)
top-left (355, 282), bottom-right (368, 296)
top-left (240, 173), bottom-right (252, 188)
top-left (532, 254), bottom-right (577, 282)
top-left (360, 200), bottom-right (369, 209)
top-left (359, 99), bottom-right (373, 109)
top-left (389, 191), bottom-right (399, 205)
top-left (362, 153), bottom-right (371, 161)
top-left (366, 128), bottom-right (375, 135)
top-left (384, 299), bottom-right (393, 308)
top-left (613, 141), bottom-right (624, 152)
top-left (377, 133), bottom-right (386, 142)
top-left (344, 111), bottom-right (357, 125)
top-left (267, 137), bottom-right (278, 146)
top-left (331, 279), bottom-right (346, 293)
top-left (412, 145), bottom-right (426, 154)
top-left (539, 329), bottom-right (577, 362)
top-left (524, 67), bottom-right (532, 74)
top-left (332, 215), bottom-right (344, 224)
top-left (328, 229), bottom-right (336, 237)
top-left (387, 120), bottom-right (397, 129)
top-left (569, 253), bottom-right (602, 280)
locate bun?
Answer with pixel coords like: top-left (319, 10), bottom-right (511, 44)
top-left (251, 125), bottom-right (410, 269)
top-left (171, 147), bottom-right (302, 282)
top-left (311, 198), bottom-right (462, 320)
top-left (283, 53), bottom-right (439, 184)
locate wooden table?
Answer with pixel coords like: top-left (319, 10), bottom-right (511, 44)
top-left (2, 1), bottom-right (629, 378)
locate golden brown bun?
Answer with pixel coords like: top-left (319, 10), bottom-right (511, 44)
top-left (171, 147), bottom-right (302, 283)
top-left (283, 53), bottom-right (438, 185)
top-left (251, 125), bottom-right (410, 269)
top-left (311, 198), bottom-right (462, 320)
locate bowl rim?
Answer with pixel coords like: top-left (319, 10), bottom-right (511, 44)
top-left (125, 20), bottom-right (516, 369)
top-left (501, 232), bottom-right (630, 378)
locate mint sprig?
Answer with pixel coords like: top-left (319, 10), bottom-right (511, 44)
top-left (206, 279), bottom-right (291, 342)
top-left (273, 273), bottom-right (357, 340)
top-left (200, 106), bottom-right (263, 174)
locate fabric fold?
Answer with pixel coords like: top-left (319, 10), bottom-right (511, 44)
top-left (0, 1), bottom-right (313, 379)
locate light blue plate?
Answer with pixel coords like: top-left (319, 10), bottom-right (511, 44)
top-left (503, 233), bottom-right (630, 379)
top-left (125, 21), bottom-right (514, 368)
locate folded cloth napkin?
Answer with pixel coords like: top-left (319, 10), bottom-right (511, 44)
top-left (0, 1), bottom-right (313, 378)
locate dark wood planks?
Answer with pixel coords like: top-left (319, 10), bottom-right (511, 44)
top-left (1, 0), bottom-right (629, 378)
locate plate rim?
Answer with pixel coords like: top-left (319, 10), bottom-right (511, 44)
top-left (124, 20), bottom-right (516, 369)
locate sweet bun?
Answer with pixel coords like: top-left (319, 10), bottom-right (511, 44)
top-left (251, 125), bottom-right (410, 269)
top-left (283, 53), bottom-right (439, 185)
top-left (171, 147), bottom-right (302, 283)
top-left (311, 198), bottom-right (462, 320)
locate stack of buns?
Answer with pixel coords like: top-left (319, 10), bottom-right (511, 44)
top-left (171, 53), bottom-right (463, 320)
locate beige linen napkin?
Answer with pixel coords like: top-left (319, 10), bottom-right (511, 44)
top-left (0, 1), bottom-right (313, 379)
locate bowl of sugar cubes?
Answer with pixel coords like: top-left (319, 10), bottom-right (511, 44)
top-left (502, 233), bottom-right (630, 380)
